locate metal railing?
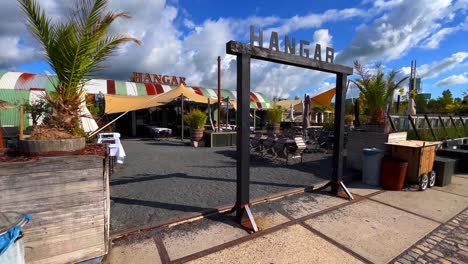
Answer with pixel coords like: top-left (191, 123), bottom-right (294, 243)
top-left (388, 114), bottom-right (468, 141)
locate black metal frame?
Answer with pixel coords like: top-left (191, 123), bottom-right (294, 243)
top-left (408, 115), bottom-right (420, 140)
top-left (449, 116), bottom-right (462, 138)
top-left (226, 40), bottom-right (353, 231)
top-left (424, 114), bottom-right (437, 141)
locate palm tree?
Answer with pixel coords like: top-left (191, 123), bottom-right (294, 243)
top-left (351, 61), bottom-right (408, 125)
top-left (18, 0), bottom-right (141, 136)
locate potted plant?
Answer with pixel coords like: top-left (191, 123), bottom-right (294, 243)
top-left (351, 61), bottom-right (408, 129)
top-left (345, 114), bottom-right (354, 127)
top-left (18, 0), bottom-right (140, 153)
top-left (183, 109), bottom-right (208, 147)
top-left (266, 107), bottom-right (283, 135)
top-left (346, 61), bottom-right (409, 171)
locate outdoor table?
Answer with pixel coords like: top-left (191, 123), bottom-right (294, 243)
top-left (146, 126), bottom-right (172, 137)
top-left (97, 133), bottom-right (126, 175)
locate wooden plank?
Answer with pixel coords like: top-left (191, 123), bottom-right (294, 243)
top-left (0, 156), bottom-right (103, 176)
top-left (103, 156), bottom-right (110, 255)
top-left (30, 246), bottom-right (104, 264)
top-left (0, 159), bottom-right (107, 263)
top-left (391, 145), bottom-right (421, 183)
top-left (26, 232), bottom-right (105, 264)
top-left (0, 179), bottom-right (103, 203)
top-left (0, 168), bottom-right (102, 190)
top-left (226, 41), bottom-right (353, 75)
top-left (386, 140), bottom-right (441, 148)
top-left (387, 132), bottom-right (407, 143)
top-left (0, 191), bottom-right (104, 214)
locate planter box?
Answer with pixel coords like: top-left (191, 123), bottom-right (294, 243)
top-left (204, 131), bottom-right (237, 147)
top-left (0, 155), bottom-right (110, 264)
top-left (346, 131), bottom-right (407, 171)
top-left (19, 137), bottom-right (86, 154)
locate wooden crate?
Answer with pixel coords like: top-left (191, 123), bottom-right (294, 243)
top-left (387, 141), bottom-right (439, 183)
top-left (0, 156), bottom-right (109, 264)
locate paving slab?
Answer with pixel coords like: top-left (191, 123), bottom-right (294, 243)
top-left (250, 202), bottom-right (290, 230)
top-left (305, 200), bottom-right (439, 264)
top-left (433, 175), bottom-right (468, 197)
top-left (110, 239), bottom-right (161, 264)
top-left (162, 216), bottom-right (249, 260)
top-left (346, 181), bottom-right (382, 196)
top-left (453, 174), bottom-right (468, 179)
top-left (189, 224), bottom-right (364, 264)
top-left (278, 192), bottom-right (347, 219)
top-left (371, 188), bottom-right (468, 222)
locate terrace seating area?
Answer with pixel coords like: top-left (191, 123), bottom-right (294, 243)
top-left (249, 127), bottom-right (337, 164)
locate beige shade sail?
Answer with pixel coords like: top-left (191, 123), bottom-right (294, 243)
top-left (104, 94), bottom-right (163, 114)
top-left (153, 83), bottom-right (213, 104)
top-left (311, 88), bottom-right (336, 109)
top-left (275, 99), bottom-right (303, 112)
top-left (275, 88), bottom-right (337, 112)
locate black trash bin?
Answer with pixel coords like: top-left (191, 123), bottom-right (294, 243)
top-left (433, 157), bottom-right (456, 187)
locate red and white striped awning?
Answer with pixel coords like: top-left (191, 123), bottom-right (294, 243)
top-left (0, 71), bottom-right (272, 109)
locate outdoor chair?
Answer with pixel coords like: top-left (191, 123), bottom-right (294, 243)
top-left (282, 128), bottom-right (295, 139)
top-left (250, 133), bottom-right (264, 153)
top-left (261, 135), bottom-right (277, 157)
top-left (318, 129), bottom-right (335, 152)
top-left (272, 137), bottom-right (289, 162)
top-left (289, 136), bottom-right (307, 163)
top-left (304, 128), bottom-right (322, 152)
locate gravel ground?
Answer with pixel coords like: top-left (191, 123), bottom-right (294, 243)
top-left (110, 138), bottom-right (332, 232)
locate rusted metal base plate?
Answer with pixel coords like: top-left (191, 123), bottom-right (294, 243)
top-left (237, 205), bottom-right (259, 233)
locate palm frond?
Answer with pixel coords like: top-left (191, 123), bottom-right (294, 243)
top-left (19, 0), bottom-right (140, 134)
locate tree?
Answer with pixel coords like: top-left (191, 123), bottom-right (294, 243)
top-left (19, 0), bottom-right (141, 137)
top-left (440, 89), bottom-right (453, 106)
top-left (414, 94), bottom-right (429, 113)
top-left (21, 100), bottom-right (50, 126)
top-left (351, 61), bottom-right (408, 124)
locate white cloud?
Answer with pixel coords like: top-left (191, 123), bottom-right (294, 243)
top-left (266, 8), bottom-right (366, 35)
top-left (2, 0), bottom-right (468, 100)
top-left (400, 52), bottom-right (468, 79)
top-left (436, 72), bottom-right (468, 86)
top-left (336, 0), bottom-right (462, 64)
top-left (422, 18), bottom-right (468, 49)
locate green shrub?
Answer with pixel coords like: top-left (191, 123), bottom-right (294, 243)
top-left (345, 114), bottom-right (354, 123)
top-left (183, 109), bottom-right (208, 129)
top-left (266, 108), bottom-right (283, 124)
top-left (407, 126), bottom-right (468, 141)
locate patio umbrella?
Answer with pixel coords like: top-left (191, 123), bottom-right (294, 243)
top-left (289, 104), bottom-right (295, 122)
top-left (79, 100), bottom-right (99, 133)
top-left (353, 99), bottom-right (361, 127)
top-left (302, 94), bottom-right (311, 139)
top-left (407, 98), bottom-right (416, 115)
top-left (207, 98), bottom-right (215, 130)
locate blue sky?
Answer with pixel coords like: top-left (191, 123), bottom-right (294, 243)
top-left (2, 0), bottom-right (468, 99)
